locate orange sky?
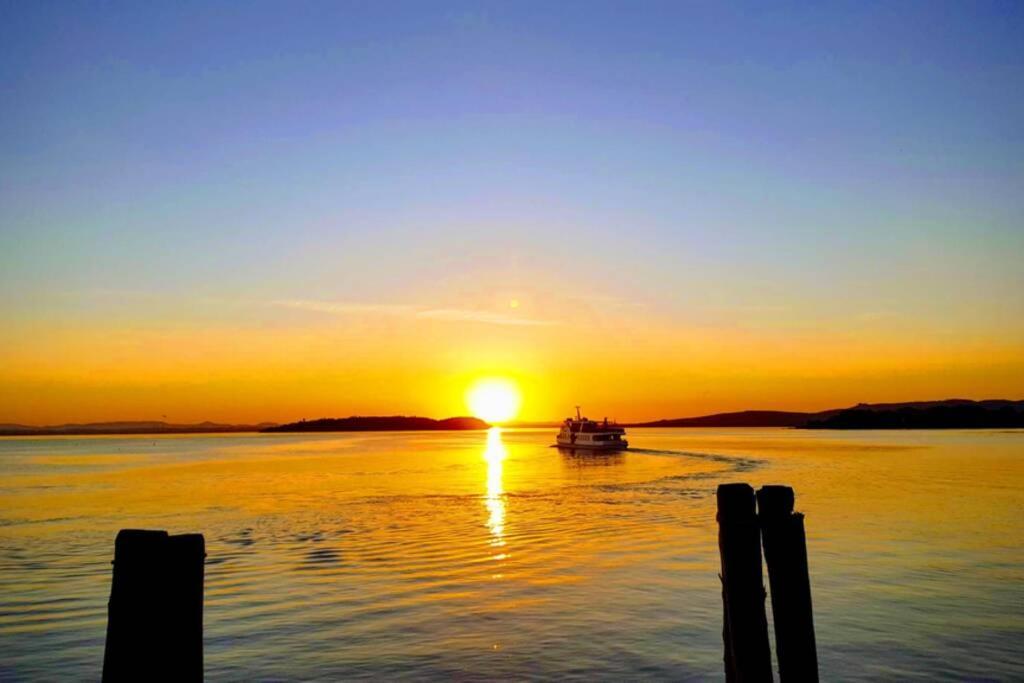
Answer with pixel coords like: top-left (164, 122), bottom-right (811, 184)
top-left (1, 287), bottom-right (1021, 425)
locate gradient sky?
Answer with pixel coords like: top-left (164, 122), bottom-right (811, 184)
top-left (2, 1), bottom-right (1022, 424)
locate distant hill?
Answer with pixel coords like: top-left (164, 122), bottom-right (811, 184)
top-left (0, 421), bottom-right (278, 436)
top-left (263, 416), bottom-right (489, 432)
top-left (803, 399), bottom-right (1024, 429)
top-left (627, 410), bottom-right (824, 428)
top-left (626, 399), bottom-right (1024, 429)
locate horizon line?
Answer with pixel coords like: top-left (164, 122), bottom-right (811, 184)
top-left (4, 396), bottom-right (1022, 429)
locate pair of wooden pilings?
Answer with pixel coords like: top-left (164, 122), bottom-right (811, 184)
top-left (102, 529), bottom-right (205, 682)
top-left (717, 483), bottom-right (818, 682)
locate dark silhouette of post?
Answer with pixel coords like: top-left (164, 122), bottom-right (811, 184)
top-left (757, 486), bottom-right (818, 682)
top-left (717, 483), bottom-right (774, 682)
top-left (102, 529), bottom-right (205, 682)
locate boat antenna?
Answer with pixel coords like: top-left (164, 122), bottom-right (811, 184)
top-left (575, 405), bottom-right (581, 421)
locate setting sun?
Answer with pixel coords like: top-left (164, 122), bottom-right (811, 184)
top-left (466, 378), bottom-right (522, 424)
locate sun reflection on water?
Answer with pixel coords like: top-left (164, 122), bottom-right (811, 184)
top-left (483, 427), bottom-right (506, 549)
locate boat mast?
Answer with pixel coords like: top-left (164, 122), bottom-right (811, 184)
top-left (575, 405), bottom-right (582, 421)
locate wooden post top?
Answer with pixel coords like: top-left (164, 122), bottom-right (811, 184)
top-left (113, 529), bottom-right (205, 561)
top-left (716, 483), bottom-right (757, 522)
top-left (757, 485), bottom-right (795, 517)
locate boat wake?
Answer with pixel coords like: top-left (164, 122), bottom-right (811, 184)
top-left (550, 444), bottom-right (761, 474)
top-left (625, 447), bottom-right (761, 472)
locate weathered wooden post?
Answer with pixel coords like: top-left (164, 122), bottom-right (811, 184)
top-left (757, 486), bottom-right (818, 682)
top-left (717, 483), bottom-right (774, 682)
top-left (102, 529), bottom-right (205, 682)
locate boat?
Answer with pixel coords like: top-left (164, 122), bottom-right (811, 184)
top-left (556, 407), bottom-right (628, 450)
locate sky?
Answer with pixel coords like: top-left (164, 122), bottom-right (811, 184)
top-left (1, 1), bottom-right (1022, 424)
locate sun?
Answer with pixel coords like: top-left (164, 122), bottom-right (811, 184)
top-left (466, 378), bottom-right (522, 424)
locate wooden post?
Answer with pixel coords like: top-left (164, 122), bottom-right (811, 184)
top-left (757, 486), bottom-right (818, 682)
top-left (717, 483), bottom-right (774, 682)
top-left (102, 529), bottom-right (205, 682)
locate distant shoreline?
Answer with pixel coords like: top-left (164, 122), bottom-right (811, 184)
top-left (2, 399), bottom-right (1021, 436)
top-left (262, 416), bottom-right (489, 433)
top-left (626, 399), bottom-right (1024, 430)
top-left (0, 416), bottom-right (489, 436)
top-left (800, 400), bottom-right (1024, 429)
top-left (0, 423), bottom-right (275, 437)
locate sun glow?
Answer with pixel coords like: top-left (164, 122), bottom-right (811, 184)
top-left (466, 378), bottom-right (522, 424)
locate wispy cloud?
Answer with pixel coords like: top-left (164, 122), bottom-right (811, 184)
top-left (271, 299), bottom-right (557, 327)
top-left (271, 299), bottom-right (414, 316)
top-left (568, 293), bottom-right (648, 311)
top-left (857, 310), bottom-right (900, 322)
top-left (416, 308), bottom-right (557, 326)
top-left (708, 304), bottom-right (791, 314)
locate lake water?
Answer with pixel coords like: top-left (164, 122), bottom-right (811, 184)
top-left (1, 428), bottom-right (1022, 680)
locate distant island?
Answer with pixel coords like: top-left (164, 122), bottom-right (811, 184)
top-left (0, 421), bottom-right (278, 436)
top-left (628, 399), bottom-right (1024, 430)
top-left (802, 399), bottom-right (1024, 429)
top-left (262, 416), bottom-right (489, 432)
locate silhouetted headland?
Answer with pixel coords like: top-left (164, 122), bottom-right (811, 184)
top-left (629, 399), bottom-right (1024, 429)
top-left (802, 399), bottom-right (1024, 429)
top-left (262, 416), bottom-right (489, 432)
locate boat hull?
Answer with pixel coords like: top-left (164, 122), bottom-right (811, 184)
top-left (556, 436), bottom-right (628, 450)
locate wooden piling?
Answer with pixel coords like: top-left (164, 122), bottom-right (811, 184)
top-left (717, 483), bottom-right (774, 682)
top-left (757, 486), bottom-right (818, 682)
top-left (102, 529), bottom-right (205, 682)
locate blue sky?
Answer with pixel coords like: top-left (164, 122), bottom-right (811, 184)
top-left (3, 2), bottom-right (1022, 296)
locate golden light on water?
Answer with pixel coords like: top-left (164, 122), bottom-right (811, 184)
top-left (483, 427), bottom-right (506, 549)
top-left (466, 378), bottom-right (522, 424)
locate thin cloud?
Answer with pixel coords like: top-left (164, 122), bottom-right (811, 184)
top-left (271, 299), bottom-right (414, 316)
top-left (568, 294), bottom-right (648, 310)
top-left (709, 304), bottom-right (791, 314)
top-left (416, 308), bottom-right (557, 327)
top-left (271, 299), bottom-right (556, 327)
top-left (858, 310), bottom-right (900, 322)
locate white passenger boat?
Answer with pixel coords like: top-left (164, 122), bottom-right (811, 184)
top-left (556, 407), bottom-right (628, 450)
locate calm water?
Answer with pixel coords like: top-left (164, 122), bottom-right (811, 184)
top-left (1, 428), bottom-right (1022, 680)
